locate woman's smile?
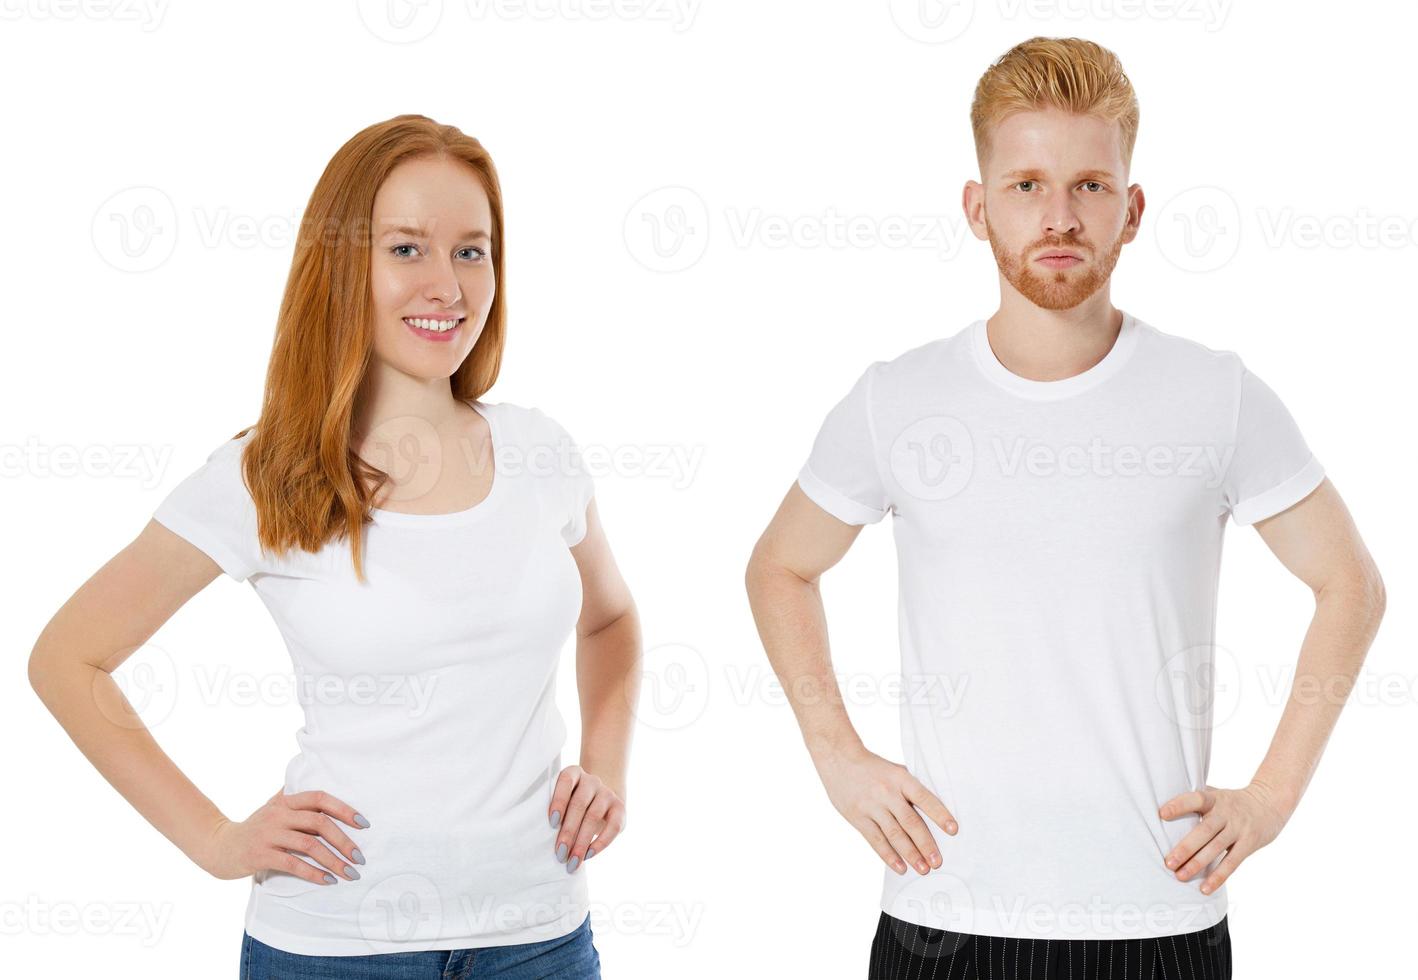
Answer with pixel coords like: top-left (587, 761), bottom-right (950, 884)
top-left (403, 315), bottom-right (465, 341)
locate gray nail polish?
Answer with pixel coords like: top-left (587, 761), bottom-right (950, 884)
top-left (586, 847), bottom-right (595, 861)
top-left (353, 813), bottom-right (371, 829)
top-left (550, 810), bottom-right (561, 829)
top-left (323, 872), bottom-right (337, 884)
top-left (352, 848), bottom-right (365, 865)
top-left (566, 855), bottom-right (580, 873)
top-left (556, 842), bottom-right (568, 862)
top-left (344, 866), bottom-right (360, 880)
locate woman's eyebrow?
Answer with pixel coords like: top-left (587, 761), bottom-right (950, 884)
top-left (379, 224), bottom-right (491, 241)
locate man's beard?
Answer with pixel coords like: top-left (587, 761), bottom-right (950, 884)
top-left (987, 222), bottom-right (1126, 311)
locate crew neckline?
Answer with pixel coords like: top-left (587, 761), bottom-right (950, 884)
top-left (369, 400), bottom-right (506, 528)
top-left (971, 310), bottom-right (1139, 400)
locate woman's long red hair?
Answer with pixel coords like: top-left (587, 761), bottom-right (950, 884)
top-left (233, 114), bottom-right (506, 583)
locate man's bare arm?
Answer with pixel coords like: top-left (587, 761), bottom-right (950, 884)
top-left (1158, 477), bottom-right (1386, 893)
top-left (745, 483), bottom-right (957, 877)
top-left (1247, 477), bottom-right (1387, 816)
top-left (745, 482), bottom-right (865, 758)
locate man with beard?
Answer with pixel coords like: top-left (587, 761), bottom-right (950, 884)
top-left (745, 36), bottom-right (1384, 980)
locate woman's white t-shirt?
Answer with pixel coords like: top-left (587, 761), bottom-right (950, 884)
top-left (796, 311), bottom-right (1325, 941)
top-left (152, 399), bottom-right (595, 956)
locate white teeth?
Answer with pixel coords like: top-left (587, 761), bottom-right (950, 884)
top-left (405, 317), bottom-right (462, 332)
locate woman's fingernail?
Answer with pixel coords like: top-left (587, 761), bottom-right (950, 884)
top-left (550, 810), bottom-right (561, 829)
top-left (586, 847), bottom-right (596, 861)
top-left (567, 855), bottom-right (581, 873)
top-left (345, 866), bottom-right (360, 880)
top-left (556, 842), bottom-right (569, 863)
top-left (946, 823), bottom-right (957, 834)
top-left (323, 873), bottom-right (337, 884)
top-left (352, 848), bottom-right (366, 865)
top-left (354, 813), bottom-right (371, 829)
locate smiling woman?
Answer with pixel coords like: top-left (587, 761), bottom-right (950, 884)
top-left (242, 120), bottom-right (513, 566)
top-left (368, 157), bottom-right (495, 363)
top-left (28, 114), bottom-right (640, 980)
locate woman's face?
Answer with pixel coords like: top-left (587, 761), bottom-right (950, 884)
top-left (367, 154), bottom-right (496, 379)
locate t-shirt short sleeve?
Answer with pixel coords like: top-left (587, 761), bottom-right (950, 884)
top-left (796, 362), bottom-right (890, 525)
top-left (1221, 363), bottom-right (1325, 526)
top-left (151, 438), bottom-right (265, 581)
top-left (533, 410), bottom-right (596, 547)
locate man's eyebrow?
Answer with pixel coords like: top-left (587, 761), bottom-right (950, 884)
top-left (379, 224), bottom-right (492, 241)
top-left (1000, 168), bottom-right (1116, 182)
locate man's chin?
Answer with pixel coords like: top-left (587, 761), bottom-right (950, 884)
top-left (1008, 276), bottom-right (1100, 311)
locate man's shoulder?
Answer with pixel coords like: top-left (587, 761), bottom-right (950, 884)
top-left (1132, 315), bottom-right (1245, 380)
top-left (864, 321), bottom-right (976, 385)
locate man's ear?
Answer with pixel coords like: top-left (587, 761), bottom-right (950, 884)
top-left (962, 180), bottom-right (989, 242)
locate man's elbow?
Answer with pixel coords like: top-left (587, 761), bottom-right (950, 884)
top-left (745, 539), bottom-right (793, 601)
top-left (1355, 548), bottom-right (1387, 621)
top-left (1365, 567), bottom-right (1387, 622)
top-left (744, 541), bottom-right (770, 597)
top-left (1323, 558), bottom-right (1387, 625)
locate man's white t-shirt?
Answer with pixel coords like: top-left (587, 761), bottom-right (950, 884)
top-left (796, 310), bottom-right (1324, 942)
top-left (152, 400), bottom-right (595, 956)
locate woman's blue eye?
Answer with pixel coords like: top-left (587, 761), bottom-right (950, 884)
top-left (390, 244), bottom-right (487, 260)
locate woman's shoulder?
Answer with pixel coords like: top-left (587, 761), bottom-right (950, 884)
top-left (474, 399), bottom-right (576, 445)
top-left (187, 429), bottom-right (257, 488)
top-left (213, 426), bottom-right (258, 458)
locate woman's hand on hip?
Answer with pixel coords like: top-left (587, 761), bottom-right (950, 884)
top-left (549, 765), bottom-right (625, 873)
top-left (200, 789), bottom-right (369, 885)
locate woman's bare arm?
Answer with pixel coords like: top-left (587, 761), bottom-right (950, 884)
top-left (29, 520), bottom-right (233, 868)
top-left (28, 520), bottom-right (364, 885)
top-left (548, 499), bottom-right (640, 871)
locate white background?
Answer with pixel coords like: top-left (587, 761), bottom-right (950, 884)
top-left (4, 1), bottom-right (1414, 976)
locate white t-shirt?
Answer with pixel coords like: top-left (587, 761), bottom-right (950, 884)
top-left (796, 310), bottom-right (1324, 942)
top-left (152, 399), bottom-right (595, 956)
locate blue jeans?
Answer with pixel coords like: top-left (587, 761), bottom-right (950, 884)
top-left (239, 912), bottom-right (600, 979)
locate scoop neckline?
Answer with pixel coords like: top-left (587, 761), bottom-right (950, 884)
top-left (971, 310), bottom-right (1139, 400)
top-left (368, 399), bottom-right (505, 528)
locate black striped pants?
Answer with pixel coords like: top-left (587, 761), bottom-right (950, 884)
top-left (868, 912), bottom-right (1231, 979)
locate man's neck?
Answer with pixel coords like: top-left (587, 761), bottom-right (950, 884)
top-left (984, 303), bottom-right (1124, 382)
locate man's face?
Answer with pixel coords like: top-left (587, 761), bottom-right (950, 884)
top-left (968, 108), bottom-right (1142, 311)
